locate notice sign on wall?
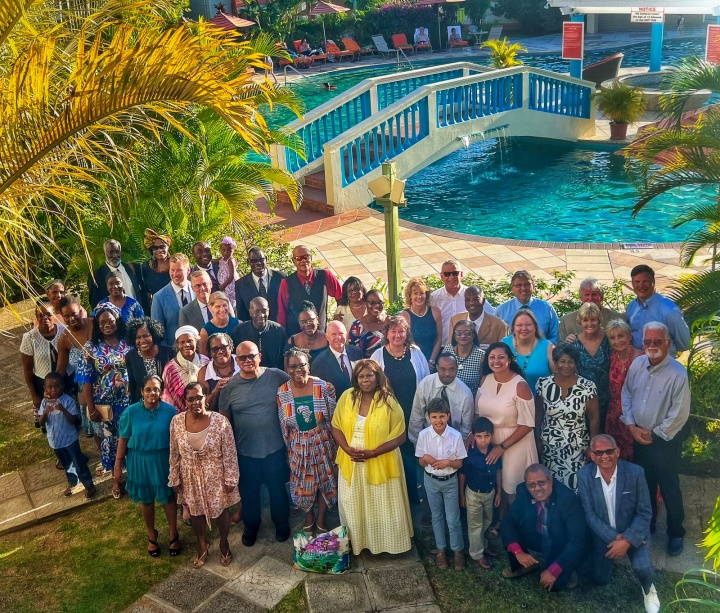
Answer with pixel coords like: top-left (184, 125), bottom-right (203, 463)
top-left (562, 22), bottom-right (584, 60)
top-left (707, 25), bottom-right (720, 64)
top-left (630, 7), bottom-right (664, 23)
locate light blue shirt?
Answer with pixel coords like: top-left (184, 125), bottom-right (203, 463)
top-left (495, 297), bottom-right (559, 343)
top-left (625, 292), bottom-right (690, 356)
top-left (38, 394), bottom-right (79, 449)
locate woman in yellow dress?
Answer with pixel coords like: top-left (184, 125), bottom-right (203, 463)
top-left (331, 359), bottom-right (413, 555)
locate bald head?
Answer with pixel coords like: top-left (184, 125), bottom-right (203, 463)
top-left (327, 320), bottom-right (348, 352)
top-left (236, 341), bottom-right (261, 378)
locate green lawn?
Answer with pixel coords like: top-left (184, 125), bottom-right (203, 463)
top-left (0, 407), bottom-right (54, 476)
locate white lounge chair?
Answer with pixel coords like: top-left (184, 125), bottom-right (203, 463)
top-left (484, 25), bottom-right (503, 42)
top-left (372, 34), bottom-right (399, 60)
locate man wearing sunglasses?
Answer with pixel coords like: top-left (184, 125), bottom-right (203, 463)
top-left (277, 244), bottom-right (342, 336)
top-left (219, 341), bottom-right (292, 546)
top-left (234, 247), bottom-right (286, 322)
top-left (621, 321), bottom-right (690, 557)
top-left (430, 261), bottom-right (495, 346)
top-left (500, 464), bottom-right (586, 591)
top-left (578, 434), bottom-right (660, 613)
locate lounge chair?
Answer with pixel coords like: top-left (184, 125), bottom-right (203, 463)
top-left (326, 40), bottom-right (355, 62)
top-left (392, 33), bottom-right (415, 54)
top-left (483, 25), bottom-right (503, 43)
top-left (372, 34), bottom-right (400, 60)
top-left (582, 52), bottom-right (624, 89)
top-left (293, 39), bottom-right (328, 64)
top-left (447, 25), bottom-right (468, 50)
top-left (341, 37), bottom-right (371, 60)
top-left (413, 27), bottom-right (433, 53)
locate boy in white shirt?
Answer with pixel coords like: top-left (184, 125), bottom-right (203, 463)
top-left (416, 397), bottom-right (467, 570)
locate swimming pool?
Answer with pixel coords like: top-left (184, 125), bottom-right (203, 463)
top-left (377, 138), bottom-right (704, 244)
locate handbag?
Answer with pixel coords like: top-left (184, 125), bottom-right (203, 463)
top-left (293, 525), bottom-right (350, 574)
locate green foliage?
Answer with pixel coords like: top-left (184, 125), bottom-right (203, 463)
top-left (239, 0), bottom-right (300, 39)
top-left (595, 81), bottom-right (648, 125)
top-left (491, 0), bottom-right (562, 34)
top-left (479, 38), bottom-right (527, 69)
top-left (465, 0), bottom-right (493, 26)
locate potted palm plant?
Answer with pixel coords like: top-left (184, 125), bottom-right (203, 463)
top-left (595, 81), bottom-right (647, 140)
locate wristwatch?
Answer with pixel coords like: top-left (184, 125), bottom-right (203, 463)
top-left (500, 443), bottom-right (507, 450)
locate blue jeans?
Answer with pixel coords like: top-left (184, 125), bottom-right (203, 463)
top-left (592, 536), bottom-right (655, 592)
top-left (55, 439), bottom-right (94, 490)
top-left (424, 472), bottom-right (463, 552)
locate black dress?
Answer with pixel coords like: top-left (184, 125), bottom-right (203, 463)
top-left (140, 261), bottom-right (170, 311)
top-left (125, 345), bottom-right (174, 403)
top-left (381, 347), bottom-right (420, 504)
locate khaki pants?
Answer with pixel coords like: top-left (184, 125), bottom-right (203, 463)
top-left (466, 487), bottom-right (494, 560)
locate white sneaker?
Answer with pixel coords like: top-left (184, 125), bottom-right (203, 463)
top-left (643, 584), bottom-right (660, 613)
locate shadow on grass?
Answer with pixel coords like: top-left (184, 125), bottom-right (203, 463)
top-left (0, 408), bottom-right (54, 476)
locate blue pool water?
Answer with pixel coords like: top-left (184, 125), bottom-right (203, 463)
top-left (382, 138), bottom-right (705, 243)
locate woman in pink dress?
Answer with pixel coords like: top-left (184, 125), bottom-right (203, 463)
top-left (605, 320), bottom-right (643, 461)
top-left (475, 341), bottom-right (538, 506)
top-left (216, 237), bottom-right (239, 310)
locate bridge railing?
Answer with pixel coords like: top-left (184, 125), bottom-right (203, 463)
top-left (320, 66), bottom-right (595, 210)
top-left (275, 62), bottom-right (492, 176)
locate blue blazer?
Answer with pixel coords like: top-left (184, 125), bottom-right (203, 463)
top-left (311, 345), bottom-right (363, 398)
top-left (151, 283), bottom-right (195, 346)
top-left (577, 459), bottom-right (652, 548)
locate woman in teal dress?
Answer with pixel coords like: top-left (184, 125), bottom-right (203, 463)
top-left (199, 291), bottom-right (240, 356)
top-left (115, 375), bottom-right (181, 557)
top-left (502, 309), bottom-right (555, 392)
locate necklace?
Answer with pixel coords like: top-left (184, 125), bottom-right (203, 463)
top-left (411, 305), bottom-right (428, 317)
top-left (386, 345), bottom-right (407, 361)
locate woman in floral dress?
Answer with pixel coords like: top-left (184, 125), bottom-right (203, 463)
top-left (278, 348), bottom-right (337, 534)
top-left (75, 303), bottom-right (130, 496)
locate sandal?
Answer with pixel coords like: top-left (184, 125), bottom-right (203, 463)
top-left (112, 487), bottom-right (125, 499)
top-left (192, 546), bottom-right (210, 569)
top-left (316, 524), bottom-right (328, 534)
top-left (148, 529), bottom-right (161, 557)
top-left (95, 465), bottom-right (109, 477)
top-left (169, 534), bottom-right (182, 557)
top-left (220, 547), bottom-right (233, 567)
top-left (302, 524), bottom-right (315, 535)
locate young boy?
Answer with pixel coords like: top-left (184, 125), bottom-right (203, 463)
top-left (415, 397), bottom-right (467, 570)
top-left (459, 417), bottom-right (503, 569)
top-left (38, 372), bottom-right (96, 499)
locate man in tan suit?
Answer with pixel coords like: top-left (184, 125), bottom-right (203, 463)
top-left (448, 286), bottom-right (509, 351)
top-left (558, 278), bottom-right (624, 341)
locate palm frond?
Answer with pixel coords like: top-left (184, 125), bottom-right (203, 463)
top-left (660, 57), bottom-right (720, 121)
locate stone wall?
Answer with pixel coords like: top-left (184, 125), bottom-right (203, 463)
top-left (680, 474), bottom-right (719, 539)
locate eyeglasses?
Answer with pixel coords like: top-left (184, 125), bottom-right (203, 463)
top-left (592, 448), bottom-right (617, 457)
top-left (643, 339), bottom-right (667, 347)
top-left (293, 254), bottom-right (311, 262)
top-left (300, 317), bottom-right (317, 326)
top-left (442, 271), bottom-right (460, 278)
top-left (210, 345), bottom-right (230, 353)
top-left (186, 396), bottom-right (205, 403)
top-left (454, 330), bottom-right (473, 337)
top-left (366, 300), bottom-right (384, 307)
top-left (248, 258), bottom-right (266, 264)
top-left (288, 363), bottom-right (309, 370)
top-left (237, 353), bottom-right (258, 362)
top-left (526, 479), bottom-right (549, 489)
top-left (513, 282), bottom-right (532, 288)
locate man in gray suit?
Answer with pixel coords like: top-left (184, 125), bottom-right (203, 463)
top-left (180, 270), bottom-right (235, 331)
top-left (578, 434), bottom-right (659, 613)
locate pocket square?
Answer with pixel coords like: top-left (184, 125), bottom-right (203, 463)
top-left (622, 491), bottom-right (632, 494)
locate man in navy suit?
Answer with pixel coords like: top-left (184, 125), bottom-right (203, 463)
top-left (501, 464), bottom-right (586, 592)
top-left (578, 434), bottom-right (660, 613)
top-left (151, 253), bottom-right (194, 346)
top-left (87, 239), bottom-right (142, 310)
top-left (311, 320), bottom-right (362, 397)
top-left (234, 247), bottom-right (286, 322)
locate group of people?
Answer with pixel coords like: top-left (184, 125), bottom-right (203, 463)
top-left (19, 238), bottom-right (691, 610)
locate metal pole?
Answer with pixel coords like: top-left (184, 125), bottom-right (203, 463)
top-left (649, 21), bottom-right (664, 72)
top-left (381, 161), bottom-right (402, 304)
top-left (569, 13), bottom-right (584, 79)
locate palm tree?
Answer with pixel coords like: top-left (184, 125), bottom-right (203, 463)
top-left (0, 0), bottom-right (300, 303)
top-left (479, 37), bottom-right (527, 69)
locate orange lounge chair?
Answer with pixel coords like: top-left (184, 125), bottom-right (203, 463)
top-left (342, 37), bottom-right (372, 59)
top-left (391, 33), bottom-right (415, 54)
top-left (293, 39), bottom-right (328, 63)
top-left (447, 26), bottom-right (469, 49)
top-left (326, 40), bottom-right (355, 62)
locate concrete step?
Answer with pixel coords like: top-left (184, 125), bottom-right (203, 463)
top-left (278, 185), bottom-right (333, 216)
top-left (304, 170), bottom-right (326, 190)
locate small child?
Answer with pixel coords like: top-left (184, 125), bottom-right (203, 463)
top-left (459, 417), bottom-right (503, 569)
top-left (217, 237), bottom-right (239, 310)
top-left (415, 397), bottom-right (467, 570)
top-left (38, 372), bottom-right (97, 499)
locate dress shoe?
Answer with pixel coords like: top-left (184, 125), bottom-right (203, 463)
top-left (475, 555), bottom-right (492, 570)
top-left (242, 530), bottom-right (257, 547)
top-left (566, 571), bottom-right (579, 590)
top-left (454, 551), bottom-right (465, 571)
top-left (643, 584), bottom-right (661, 613)
top-left (667, 537), bottom-right (684, 557)
top-left (435, 550), bottom-right (449, 569)
top-left (275, 527), bottom-right (291, 542)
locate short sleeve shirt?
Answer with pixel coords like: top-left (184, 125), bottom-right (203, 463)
top-left (415, 425), bottom-right (467, 476)
top-left (20, 326), bottom-right (64, 378)
top-left (38, 394), bottom-right (78, 449)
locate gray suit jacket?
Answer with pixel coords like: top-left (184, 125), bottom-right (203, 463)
top-left (577, 459), bottom-right (652, 548)
top-left (179, 299), bottom-right (207, 332)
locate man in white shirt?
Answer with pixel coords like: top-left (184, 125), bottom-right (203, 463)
top-left (408, 353), bottom-right (474, 442)
top-left (311, 320), bottom-right (363, 397)
top-left (577, 434), bottom-right (659, 613)
top-left (151, 253), bottom-right (195, 345)
top-left (235, 247), bottom-right (287, 322)
top-left (191, 241), bottom-right (220, 292)
top-left (87, 239), bottom-right (141, 309)
top-left (431, 261), bottom-right (494, 345)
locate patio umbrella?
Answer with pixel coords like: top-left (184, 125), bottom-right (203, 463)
top-left (209, 12), bottom-right (255, 30)
top-left (416, 0), bottom-right (464, 49)
top-left (309, 1), bottom-right (351, 49)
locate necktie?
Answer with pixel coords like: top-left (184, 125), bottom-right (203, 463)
top-left (536, 502), bottom-right (545, 533)
top-left (340, 354), bottom-right (350, 379)
top-left (258, 277), bottom-right (267, 297)
top-left (181, 290), bottom-right (188, 306)
top-left (441, 386), bottom-right (452, 427)
top-left (204, 305), bottom-right (210, 323)
top-left (304, 279), bottom-right (311, 294)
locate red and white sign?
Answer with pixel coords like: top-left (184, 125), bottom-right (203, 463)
top-left (630, 7), bottom-right (664, 23)
top-left (562, 22), bottom-right (584, 60)
top-left (707, 25), bottom-right (720, 64)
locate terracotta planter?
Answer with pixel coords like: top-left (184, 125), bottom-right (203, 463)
top-left (609, 121), bottom-right (629, 140)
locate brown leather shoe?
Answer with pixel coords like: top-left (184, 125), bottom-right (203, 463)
top-left (475, 555), bottom-right (492, 570)
top-left (435, 550), bottom-right (449, 569)
top-left (454, 551), bottom-right (465, 571)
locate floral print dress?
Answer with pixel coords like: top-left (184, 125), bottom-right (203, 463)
top-left (75, 340), bottom-right (130, 470)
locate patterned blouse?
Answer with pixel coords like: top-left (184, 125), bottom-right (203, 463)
top-left (442, 344), bottom-right (485, 397)
top-left (75, 340), bottom-right (130, 412)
